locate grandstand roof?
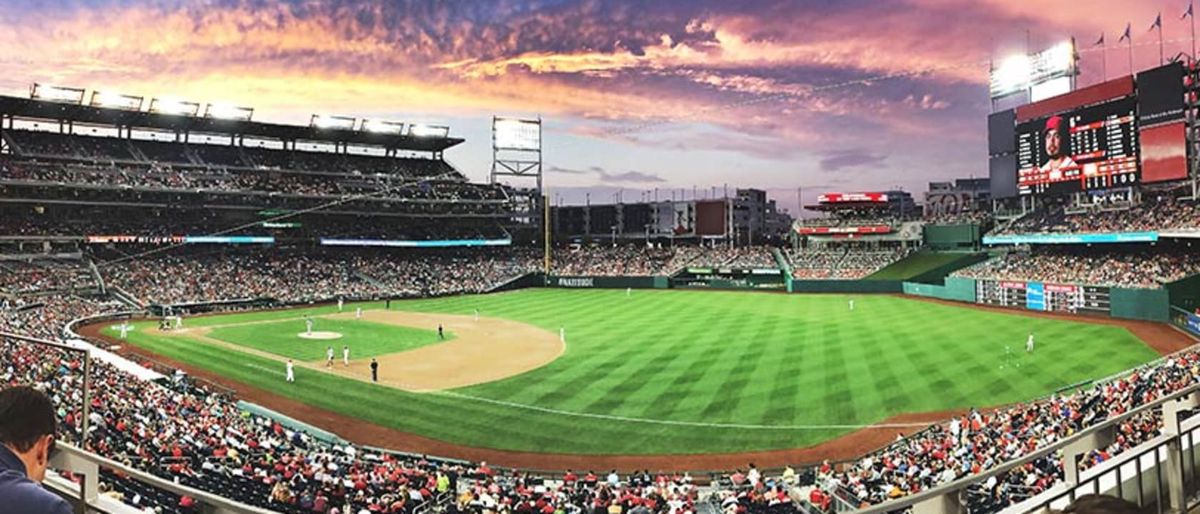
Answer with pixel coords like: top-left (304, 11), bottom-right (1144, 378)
top-left (0, 96), bottom-right (464, 152)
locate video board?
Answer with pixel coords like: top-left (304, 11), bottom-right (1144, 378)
top-left (1016, 96), bottom-right (1139, 195)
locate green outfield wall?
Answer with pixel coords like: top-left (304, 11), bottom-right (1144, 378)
top-left (544, 275), bottom-right (668, 289)
top-left (1110, 288), bottom-right (1172, 322)
top-left (902, 277), bottom-right (977, 302)
top-left (787, 279), bottom-right (904, 293)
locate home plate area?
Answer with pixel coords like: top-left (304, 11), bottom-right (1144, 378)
top-left (297, 331), bottom-right (343, 340)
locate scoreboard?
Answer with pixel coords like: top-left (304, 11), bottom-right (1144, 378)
top-left (976, 280), bottom-right (1110, 314)
top-left (1017, 96), bottom-right (1139, 195)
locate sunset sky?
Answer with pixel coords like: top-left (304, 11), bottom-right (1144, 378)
top-left (0, 0), bottom-right (1192, 214)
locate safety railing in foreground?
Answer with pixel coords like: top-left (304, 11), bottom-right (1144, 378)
top-left (849, 383), bottom-right (1200, 514)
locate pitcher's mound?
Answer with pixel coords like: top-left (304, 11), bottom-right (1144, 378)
top-left (298, 331), bottom-right (343, 340)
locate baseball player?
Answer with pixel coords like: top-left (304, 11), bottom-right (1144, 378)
top-left (370, 358), bottom-right (379, 383)
top-left (438, 324), bottom-right (444, 340)
top-left (119, 321), bottom-right (129, 340)
top-left (474, 308), bottom-right (479, 322)
top-left (342, 345), bottom-right (350, 366)
top-left (337, 297), bottom-right (344, 312)
top-left (560, 327), bottom-right (565, 343)
top-left (849, 299), bottom-right (855, 311)
top-left (305, 316), bottom-right (314, 335)
top-left (626, 287), bottom-right (631, 297)
top-left (174, 315), bottom-right (183, 329)
top-left (326, 346), bottom-right (334, 368)
top-left (1026, 333), bottom-right (1035, 353)
top-left (286, 360), bottom-right (295, 382)
top-left (355, 307), bottom-right (362, 319)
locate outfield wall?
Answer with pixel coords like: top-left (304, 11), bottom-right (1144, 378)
top-left (902, 277), bottom-right (977, 302)
top-left (901, 276), bottom-right (1172, 322)
top-left (544, 275), bottom-right (668, 289)
top-left (787, 279), bottom-right (904, 293)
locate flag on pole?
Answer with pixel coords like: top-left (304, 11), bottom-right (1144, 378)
top-left (1094, 33), bottom-right (1105, 46)
top-left (1119, 23), bottom-right (1132, 41)
top-left (1183, 2), bottom-right (1194, 19)
top-left (1150, 13), bottom-right (1162, 31)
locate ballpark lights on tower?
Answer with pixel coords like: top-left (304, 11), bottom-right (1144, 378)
top-left (205, 103), bottom-right (255, 122)
top-left (989, 40), bottom-right (1078, 100)
top-left (30, 83), bottom-right (85, 104)
top-left (149, 97), bottom-right (201, 116)
top-left (89, 91), bottom-right (143, 111)
top-left (310, 114), bottom-right (357, 130)
top-left (360, 118), bottom-right (405, 135)
top-left (408, 123), bottom-right (450, 138)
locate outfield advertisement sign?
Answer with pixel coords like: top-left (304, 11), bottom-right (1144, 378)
top-left (86, 235), bottom-right (275, 244)
top-left (1187, 313), bottom-right (1200, 336)
top-left (983, 232), bottom-right (1159, 245)
top-left (546, 276), bottom-right (659, 289)
top-left (320, 238), bottom-right (511, 248)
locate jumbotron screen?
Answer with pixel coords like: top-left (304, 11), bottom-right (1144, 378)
top-left (1016, 96), bottom-right (1139, 195)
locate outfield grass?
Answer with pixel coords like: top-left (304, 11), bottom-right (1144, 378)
top-left (204, 318), bottom-right (445, 361)
top-left (108, 289), bottom-right (1162, 455)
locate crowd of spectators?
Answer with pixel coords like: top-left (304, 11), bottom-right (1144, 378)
top-left (0, 259), bottom-right (98, 294)
top-left (0, 331), bottom-right (770, 514)
top-left (952, 248), bottom-right (1200, 289)
top-left (100, 249), bottom-right (541, 306)
top-left (816, 348), bottom-right (1200, 512)
top-left (787, 248), bottom-right (911, 280)
top-left (1, 159), bottom-right (504, 203)
top-left (551, 245), bottom-right (780, 276)
top-left (6, 129), bottom-right (461, 179)
top-left (996, 194), bottom-right (1200, 236)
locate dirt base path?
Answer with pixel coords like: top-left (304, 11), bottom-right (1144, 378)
top-left (77, 298), bottom-right (1198, 472)
top-left (154, 311), bottom-right (563, 392)
top-left (327, 310), bottom-right (563, 391)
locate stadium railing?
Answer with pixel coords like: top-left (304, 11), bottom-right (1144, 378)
top-left (849, 381), bottom-right (1200, 514)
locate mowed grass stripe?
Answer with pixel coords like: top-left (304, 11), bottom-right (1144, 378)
top-left (114, 289), bottom-right (1165, 455)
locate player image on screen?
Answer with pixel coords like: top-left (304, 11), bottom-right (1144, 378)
top-left (1016, 96), bottom-right (1138, 195)
top-left (1039, 115), bottom-right (1076, 180)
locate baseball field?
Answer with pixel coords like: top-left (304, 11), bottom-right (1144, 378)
top-left (97, 289), bottom-right (1164, 464)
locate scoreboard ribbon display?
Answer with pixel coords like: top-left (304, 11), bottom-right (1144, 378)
top-left (976, 279), bottom-right (1110, 314)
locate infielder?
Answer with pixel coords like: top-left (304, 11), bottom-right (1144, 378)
top-left (370, 358), bottom-right (379, 382)
top-left (355, 307), bottom-right (362, 319)
top-left (342, 345), bottom-right (350, 366)
top-left (438, 324), bottom-right (444, 340)
top-left (1026, 333), bottom-right (1035, 353)
top-left (326, 346), bottom-right (334, 368)
top-left (305, 316), bottom-right (314, 335)
top-left (119, 322), bottom-right (129, 340)
top-left (286, 360), bottom-right (295, 382)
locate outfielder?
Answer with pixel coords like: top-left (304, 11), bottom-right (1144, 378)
top-left (286, 360), bottom-right (295, 382)
top-left (119, 321), bottom-right (129, 340)
top-left (1026, 333), bottom-right (1035, 353)
top-left (849, 299), bottom-right (855, 311)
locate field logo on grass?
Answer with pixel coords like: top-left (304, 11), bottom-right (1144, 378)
top-left (557, 277), bottom-right (595, 288)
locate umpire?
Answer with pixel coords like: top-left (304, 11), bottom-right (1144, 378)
top-left (370, 358), bottom-right (379, 382)
top-left (0, 386), bottom-right (72, 514)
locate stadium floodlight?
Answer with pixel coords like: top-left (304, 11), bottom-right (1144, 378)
top-left (89, 91), bottom-right (143, 111)
top-left (310, 114), bottom-right (357, 130)
top-left (494, 118), bottom-right (541, 151)
top-left (989, 54), bottom-right (1031, 98)
top-left (408, 123), bottom-right (450, 138)
top-left (360, 119), bottom-right (405, 135)
top-left (149, 97), bottom-right (201, 116)
top-left (30, 83), bottom-right (85, 104)
top-left (205, 103), bottom-right (254, 121)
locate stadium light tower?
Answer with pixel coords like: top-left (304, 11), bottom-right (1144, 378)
top-left (491, 116), bottom-right (543, 190)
